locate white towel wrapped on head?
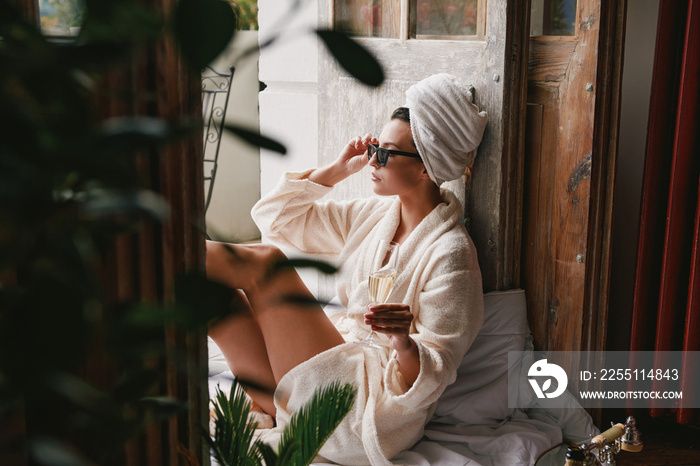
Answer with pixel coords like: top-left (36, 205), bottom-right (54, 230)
top-left (405, 73), bottom-right (488, 186)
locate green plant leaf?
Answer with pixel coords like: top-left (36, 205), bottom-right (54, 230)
top-left (278, 381), bottom-right (356, 465)
top-left (277, 295), bottom-right (337, 310)
top-left (257, 441), bottom-right (278, 466)
top-left (80, 189), bottom-right (170, 222)
top-left (276, 439), bottom-right (301, 466)
top-left (174, 271), bottom-right (235, 327)
top-left (173, 0), bottom-right (237, 70)
top-left (29, 436), bottom-right (92, 466)
top-left (210, 382), bottom-right (263, 466)
top-left (271, 258), bottom-right (339, 276)
top-left (139, 396), bottom-right (189, 421)
top-left (114, 368), bottom-right (160, 402)
top-left (223, 123), bottom-right (287, 154)
top-left (95, 117), bottom-right (191, 156)
top-left (226, 375), bottom-right (275, 399)
top-left (315, 29), bottom-right (384, 87)
top-left (46, 371), bottom-right (116, 415)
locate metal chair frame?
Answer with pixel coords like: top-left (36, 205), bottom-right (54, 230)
top-left (202, 65), bottom-right (235, 212)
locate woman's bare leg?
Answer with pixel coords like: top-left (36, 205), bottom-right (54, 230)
top-left (209, 290), bottom-right (277, 416)
top-left (206, 241), bottom-right (344, 410)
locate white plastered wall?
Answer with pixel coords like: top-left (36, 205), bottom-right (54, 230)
top-left (258, 0), bottom-right (322, 296)
top-left (206, 30), bottom-right (262, 243)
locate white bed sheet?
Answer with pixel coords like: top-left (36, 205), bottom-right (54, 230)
top-left (207, 290), bottom-right (599, 466)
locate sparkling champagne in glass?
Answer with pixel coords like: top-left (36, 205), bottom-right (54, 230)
top-left (356, 240), bottom-right (400, 348)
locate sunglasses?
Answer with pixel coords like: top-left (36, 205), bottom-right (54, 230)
top-left (367, 143), bottom-right (422, 167)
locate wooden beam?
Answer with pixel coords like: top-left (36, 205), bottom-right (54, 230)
top-left (585, 0), bottom-right (628, 356)
top-left (491, 0), bottom-right (530, 291)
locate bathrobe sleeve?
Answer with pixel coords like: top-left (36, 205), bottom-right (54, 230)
top-left (384, 236), bottom-right (484, 410)
top-left (251, 170), bottom-right (382, 256)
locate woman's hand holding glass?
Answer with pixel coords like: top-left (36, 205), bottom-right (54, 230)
top-left (365, 302), bottom-right (420, 386)
top-left (364, 303), bottom-right (414, 352)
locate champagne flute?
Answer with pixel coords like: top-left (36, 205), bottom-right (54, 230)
top-left (356, 240), bottom-right (400, 348)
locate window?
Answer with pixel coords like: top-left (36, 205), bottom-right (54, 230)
top-left (530, 0), bottom-right (577, 36)
top-left (334, 0), bottom-right (485, 40)
top-left (416, 0), bottom-right (480, 38)
top-left (39, 0), bottom-right (85, 36)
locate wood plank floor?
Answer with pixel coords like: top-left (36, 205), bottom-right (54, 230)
top-left (614, 417), bottom-right (700, 466)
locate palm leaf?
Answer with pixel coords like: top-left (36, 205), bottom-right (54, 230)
top-left (210, 382), bottom-right (264, 466)
top-left (256, 440), bottom-right (278, 466)
top-left (276, 438), bottom-right (301, 465)
top-left (277, 381), bottom-right (356, 466)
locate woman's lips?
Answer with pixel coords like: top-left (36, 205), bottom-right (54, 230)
top-left (371, 172), bottom-right (380, 182)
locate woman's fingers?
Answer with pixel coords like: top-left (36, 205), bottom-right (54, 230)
top-left (366, 303), bottom-right (412, 314)
top-left (364, 304), bottom-right (413, 333)
top-left (341, 135), bottom-right (372, 163)
top-left (352, 136), bottom-right (363, 149)
top-left (348, 134), bottom-right (373, 150)
top-left (365, 313), bottom-right (412, 326)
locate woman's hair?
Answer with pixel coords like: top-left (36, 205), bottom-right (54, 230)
top-left (390, 107), bottom-right (419, 153)
top-left (391, 107), bottom-right (410, 124)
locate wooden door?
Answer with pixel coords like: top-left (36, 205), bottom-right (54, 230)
top-left (522, 0), bottom-right (624, 353)
top-left (318, 0), bottom-right (530, 292)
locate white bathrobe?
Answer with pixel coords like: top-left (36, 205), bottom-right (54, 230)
top-left (251, 170), bottom-right (484, 465)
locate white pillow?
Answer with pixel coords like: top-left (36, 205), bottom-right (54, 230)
top-left (208, 336), bottom-right (230, 377)
top-left (431, 289), bottom-right (531, 426)
top-left (208, 291), bottom-right (532, 426)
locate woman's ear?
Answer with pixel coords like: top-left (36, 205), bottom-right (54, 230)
top-left (420, 168), bottom-right (431, 180)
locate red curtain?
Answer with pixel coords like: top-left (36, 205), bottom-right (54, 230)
top-left (629, 0), bottom-right (700, 424)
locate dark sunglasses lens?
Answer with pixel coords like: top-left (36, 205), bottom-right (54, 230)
top-left (377, 147), bottom-right (388, 166)
top-left (368, 145), bottom-right (383, 166)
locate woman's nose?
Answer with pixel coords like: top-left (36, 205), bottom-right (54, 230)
top-left (368, 151), bottom-right (379, 168)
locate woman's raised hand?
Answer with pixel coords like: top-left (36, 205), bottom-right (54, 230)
top-left (338, 133), bottom-right (377, 175)
top-left (308, 133), bottom-right (377, 187)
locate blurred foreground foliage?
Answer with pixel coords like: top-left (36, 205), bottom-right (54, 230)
top-left (0, 0), bottom-right (381, 463)
top-left (0, 0), bottom-right (234, 462)
top-left (209, 380), bottom-right (356, 466)
top-left (228, 0), bottom-right (258, 30)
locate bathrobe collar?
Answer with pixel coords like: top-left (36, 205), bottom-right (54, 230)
top-left (360, 189), bottom-right (463, 302)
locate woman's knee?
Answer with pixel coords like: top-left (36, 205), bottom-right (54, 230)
top-left (250, 243), bottom-right (288, 267)
top-left (205, 241), bottom-right (233, 284)
top-left (206, 241), bottom-right (288, 289)
top-left (205, 240), bottom-right (233, 265)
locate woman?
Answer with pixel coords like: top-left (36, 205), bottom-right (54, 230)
top-left (207, 74), bottom-right (488, 465)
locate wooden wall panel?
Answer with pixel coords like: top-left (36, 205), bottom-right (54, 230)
top-left (523, 100), bottom-right (550, 350)
top-left (528, 37), bottom-right (577, 82)
top-left (522, 0), bottom-right (625, 357)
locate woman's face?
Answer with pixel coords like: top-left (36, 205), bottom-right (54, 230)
top-left (369, 119), bottom-right (427, 196)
